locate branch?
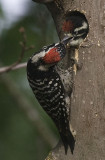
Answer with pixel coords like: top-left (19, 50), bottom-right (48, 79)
top-left (32, 0), bottom-right (53, 3)
top-left (5, 43), bottom-right (34, 73)
top-left (0, 62), bottom-right (27, 74)
top-left (0, 27), bottom-right (34, 74)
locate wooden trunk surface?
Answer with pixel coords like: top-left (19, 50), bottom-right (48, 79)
top-left (45, 0), bottom-right (105, 159)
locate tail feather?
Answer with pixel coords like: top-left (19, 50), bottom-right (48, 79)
top-left (60, 130), bottom-right (75, 154)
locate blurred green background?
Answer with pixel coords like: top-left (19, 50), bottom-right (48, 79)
top-left (0, 1), bottom-right (59, 160)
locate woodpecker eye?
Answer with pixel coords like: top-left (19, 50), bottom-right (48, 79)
top-left (42, 46), bottom-right (48, 50)
top-left (73, 31), bottom-right (78, 37)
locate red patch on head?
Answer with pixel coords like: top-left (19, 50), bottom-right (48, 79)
top-left (43, 48), bottom-right (61, 64)
top-left (62, 20), bottom-right (74, 32)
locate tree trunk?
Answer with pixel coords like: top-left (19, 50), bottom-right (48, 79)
top-left (34, 0), bottom-right (105, 159)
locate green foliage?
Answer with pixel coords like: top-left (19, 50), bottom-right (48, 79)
top-left (0, 4), bottom-right (4, 18)
top-left (0, 2), bottom-right (59, 160)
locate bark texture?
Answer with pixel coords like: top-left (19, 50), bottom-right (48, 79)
top-left (34, 0), bottom-right (105, 159)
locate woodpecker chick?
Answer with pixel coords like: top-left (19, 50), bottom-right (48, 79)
top-left (62, 11), bottom-right (89, 47)
top-left (27, 37), bottom-right (75, 154)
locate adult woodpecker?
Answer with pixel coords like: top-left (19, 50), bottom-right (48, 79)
top-left (27, 37), bottom-right (75, 154)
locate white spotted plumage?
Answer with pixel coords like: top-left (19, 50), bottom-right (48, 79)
top-left (27, 38), bottom-right (75, 154)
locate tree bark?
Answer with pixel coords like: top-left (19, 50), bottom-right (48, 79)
top-left (34, 0), bottom-right (105, 159)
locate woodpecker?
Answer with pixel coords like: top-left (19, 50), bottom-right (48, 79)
top-left (27, 37), bottom-right (75, 154)
top-left (62, 11), bottom-right (89, 47)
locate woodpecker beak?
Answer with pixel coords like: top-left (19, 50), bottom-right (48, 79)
top-left (61, 36), bottom-right (74, 45)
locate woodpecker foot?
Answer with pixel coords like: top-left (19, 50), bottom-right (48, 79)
top-left (71, 57), bottom-right (83, 71)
